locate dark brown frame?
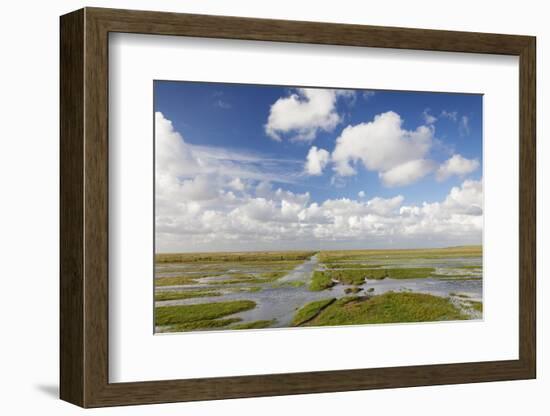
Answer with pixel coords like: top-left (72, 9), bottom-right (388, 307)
top-left (60, 7), bottom-right (536, 408)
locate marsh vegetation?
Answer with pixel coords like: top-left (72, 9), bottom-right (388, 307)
top-left (154, 246), bottom-right (482, 333)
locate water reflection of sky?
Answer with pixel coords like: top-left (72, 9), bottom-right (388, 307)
top-left (155, 255), bottom-right (482, 329)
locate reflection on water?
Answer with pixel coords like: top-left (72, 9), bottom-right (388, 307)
top-left (155, 254), bottom-right (482, 329)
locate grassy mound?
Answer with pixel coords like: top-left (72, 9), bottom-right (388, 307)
top-left (166, 318), bottom-right (241, 332)
top-left (155, 290), bottom-right (221, 301)
top-left (292, 298), bottom-right (336, 326)
top-left (309, 271), bottom-right (335, 291)
top-left (155, 300), bottom-right (256, 330)
top-left (230, 320), bottom-right (276, 330)
top-left (298, 292), bottom-right (467, 327)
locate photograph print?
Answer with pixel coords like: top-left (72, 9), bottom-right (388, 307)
top-left (154, 81), bottom-right (483, 334)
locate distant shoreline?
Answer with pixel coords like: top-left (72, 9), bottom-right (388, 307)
top-left (155, 246), bottom-right (482, 263)
top-left (155, 245), bottom-right (482, 256)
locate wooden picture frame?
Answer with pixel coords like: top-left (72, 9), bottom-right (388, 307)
top-left (60, 7), bottom-right (536, 408)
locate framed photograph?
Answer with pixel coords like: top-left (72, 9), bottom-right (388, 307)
top-left (60, 7), bottom-right (536, 407)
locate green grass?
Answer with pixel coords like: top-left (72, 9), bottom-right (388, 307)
top-left (319, 246), bottom-right (481, 263)
top-left (383, 268), bottom-right (435, 279)
top-left (153, 269), bottom-right (294, 287)
top-left (449, 292), bottom-right (470, 299)
top-left (312, 268), bottom-right (435, 286)
top-left (466, 300), bottom-right (483, 312)
top-left (155, 290), bottom-right (221, 301)
top-left (165, 318), bottom-right (242, 332)
top-left (155, 300), bottom-right (256, 327)
top-left (353, 267), bottom-right (435, 280)
top-left (292, 298), bottom-right (336, 326)
top-left (325, 263), bottom-right (383, 269)
top-left (158, 271), bottom-right (227, 279)
top-left (298, 292), bottom-right (468, 327)
top-left (259, 271), bottom-right (288, 281)
top-left (155, 275), bottom-right (201, 286)
top-left (272, 280), bottom-right (306, 288)
top-left (435, 276), bottom-right (482, 281)
top-left (230, 320), bottom-right (276, 330)
top-left (207, 271), bottom-right (288, 286)
top-left (156, 251), bottom-right (316, 263)
top-left (309, 271), bottom-right (335, 291)
top-left (326, 269), bottom-right (368, 285)
top-left (207, 274), bottom-right (260, 285)
top-left (432, 274), bottom-right (473, 279)
top-left (156, 261), bottom-right (301, 275)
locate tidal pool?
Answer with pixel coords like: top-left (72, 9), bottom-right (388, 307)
top-left (155, 252), bottom-right (482, 331)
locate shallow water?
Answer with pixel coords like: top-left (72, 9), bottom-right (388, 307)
top-left (155, 254), bottom-right (482, 329)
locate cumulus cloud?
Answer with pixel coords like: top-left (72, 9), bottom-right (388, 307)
top-left (179, 175), bottom-right (220, 201)
top-left (155, 112), bottom-right (300, 184)
top-left (380, 159), bottom-right (436, 187)
top-left (436, 154), bottom-right (479, 181)
top-left (228, 177), bottom-right (246, 191)
top-left (265, 88), bottom-right (351, 142)
top-left (155, 112), bottom-right (304, 237)
top-left (155, 111), bottom-right (199, 177)
top-left (366, 195), bottom-right (405, 215)
top-left (158, 176), bottom-right (482, 252)
top-left (305, 146), bottom-right (330, 175)
top-left (156, 112), bottom-right (482, 252)
top-left (441, 179), bottom-right (483, 215)
top-left (331, 111), bottom-right (435, 185)
top-left (396, 179), bottom-right (482, 239)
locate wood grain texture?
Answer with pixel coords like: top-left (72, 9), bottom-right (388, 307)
top-left (83, 10), bottom-right (110, 406)
top-left (518, 38), bottom-right (537, 375)
top-left (59, 8), bottom-right (84, 406)
top-left (59, 7), bottom-right (537, 408)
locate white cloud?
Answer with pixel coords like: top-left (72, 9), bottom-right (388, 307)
top-left (399, 180), bottom-right (483, 237)
top-left (254, 181), bottom-right (310, 205)
top-left (215, 99), bottom-right (231, 109)
top-left (155, 112), bottom-right (482, 252)
top-left (155, 112), bottom-right (304, 237)
top-left (441, 179), bottom-right (483, 214)
top-left (155, 111), bottom-right (300, 184)
top-left (179, 175), bottom-right (220, 201)
top-left (436, 154), bottom-right (479, 181)
top-left (331, 111), bottom-right (434, 185)
top-left (232, 198), bottom-right (278, 222)
top-left (358, 191), bottom-right (366, 198)
top-left (305, 146), bottom-right (330, 175)
top-left (423, 109), bottom-right (437, 125)
top-left (440, 110), bottom-right (458, 122)
top-left (363, 91), bottom-right (376, 100)
top-left (265, 88), bottom-right (349, 142)
top-left (228, 178), bottom-right (246, 191)
top-left (158, 176), bottom-right (482, 252)
top-left (366, 195), bottom-right (405, 215)
top-left (155, 111), bottom-right (199, 177)
top-left (459, 115), bottom-right (470, 136)
top-left (379, 159), bottom-right (436, 187)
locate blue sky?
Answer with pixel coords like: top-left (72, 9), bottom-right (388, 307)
top-left (154, 81), bottom-right (483, 252)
